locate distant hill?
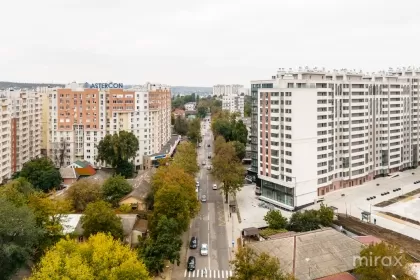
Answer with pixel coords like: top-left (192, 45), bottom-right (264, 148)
top-left (171, 86), bottom-right (212, 96)
top-left (0, 81), bottom-right (65, 90)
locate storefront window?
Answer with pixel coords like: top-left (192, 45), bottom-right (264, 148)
top-left (261, 180), bottom-right (294, 207)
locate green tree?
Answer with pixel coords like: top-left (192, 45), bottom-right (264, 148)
top-left (171, 113), bottom-right (175, 125)
top-left (230, 247), bottom-right (296, 280)
top-left (264, 210), bottom-right (288, 230)
top-left (172, 141), bottom-right (199, 176)
top-left (66, 179), bottom-right (103, 212)
top-left (212, 142), bottom-right (244, 203)
top-left (174, 115), bottom-right (188, 135)
top-left (197, 106), bottom-right (208, 118)
top-left (231, 141), bottom-right (246, 161)
top-left (102, 175), bottom-right (133, 207)
top-left (81, 201), bottom-right (123, 240)
top-left (287, 210), bottom-right (320, 232)
top-left (354, 242), bottom-right (414, 280)
top-left (19, 158), bottom-right (62, 192)
top-left (187, 118), bottom-right (202, 145)
top-left (232, 119), bottom-right (248, 145)
top-left (318, 203), bottom-right (334, 226)
top-left (115, 158), bottom-right (134, 178)
top-left (30, 233), bottom-right (150, 280)
top-left (0, 177), bottom-right (35, 206)
top-left (244, 96), bottom-right (251, 117)
top-left (96, 131), bottom-right (139, 169)
top-left (0, 198), bottom-right (42, 279)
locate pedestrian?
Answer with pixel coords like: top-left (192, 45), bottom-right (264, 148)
top-left (230, 212), bottom-right (232, 217)
top-left (374, 218), bottom-right (376, 224)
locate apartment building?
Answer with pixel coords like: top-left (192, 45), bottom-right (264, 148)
top-left (46, 82), bottom-right (171, 170)
top-left (184, 102), bottom-right (196, 111)
top-left (0, 89), bottom-right (42, 182)
top-left (250, 67), bottom-right (420, 210)
top-left (222, 94), bottom-right (245, 117)
top-left (212, 84), bottom-right (244, 97)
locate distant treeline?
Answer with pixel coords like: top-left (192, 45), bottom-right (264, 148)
top-left (0, 81), bottom-right (65, 90)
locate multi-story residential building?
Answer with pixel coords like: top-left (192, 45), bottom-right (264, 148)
top-left (251, 66), bottom-right (420, 210)
top-left (212, 84), bottom-right (244, 97)
top-left (184, 102), bottom-right (196, 111)
top-left (46, 82), bottom-right (171, 170)
top-left (222, 94), bottom-right (245, 117)
top-left (0, 89), bottom-right (42, 182)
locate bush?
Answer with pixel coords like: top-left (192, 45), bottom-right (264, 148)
top-left (259, 228), bottom-right (287, 239)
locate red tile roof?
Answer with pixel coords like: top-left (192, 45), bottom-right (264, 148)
top-left (75, 165), bottom-right (96, 176)
top-left (353, 235), bottom-right (382, 245)
top-left (316, 272), bottom-right (356, 280)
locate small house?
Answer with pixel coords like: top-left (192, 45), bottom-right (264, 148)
top-left (119, 180), bottom-right (151, 211)
top-left (59, 167), bottom-right (79, 185)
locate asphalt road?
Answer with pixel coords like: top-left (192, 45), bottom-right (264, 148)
top-left (183, 120), bottom-right (231, 279)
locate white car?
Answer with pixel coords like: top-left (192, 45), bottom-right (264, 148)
top-left (207, 165), bottom-right (212, 170)
top-left (201, 195), bottom-right (207, 202)
top-left (212, 184), bottom-right (217, 190)
top-left (200, 244), bottom-right (208, 256)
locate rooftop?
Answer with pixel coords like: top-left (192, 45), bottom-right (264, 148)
top-left (59, 167), bottom-right (78, 179)
top-left (247, 228), bottom-right (363, 280)
top-left (151, 134), bottom-right (180, 157)
top-left (121, 180), bottom-right (151, 201)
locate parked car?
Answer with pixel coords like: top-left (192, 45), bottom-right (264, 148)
top-left (189, 237), bottom-right (198, 249)
top-left (207, 165), bottom-right (212, 170)
top-left (187, 256), bottom-right (196, 271)
top-left (202, 161), bottom-right (206, 165)
top-left (200, 243), bottom-right (208, 256)
top-left (212, 184), bottom-right (217, 190)
top-left (201, 195), bottom-right (207, 202)
top-left (207, 144), bottom-right (210, 147)
top-left (208, 153), bottom-right (211, 159)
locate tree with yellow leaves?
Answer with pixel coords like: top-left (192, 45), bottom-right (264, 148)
top-left (29, 232), bottom-right (150, 280)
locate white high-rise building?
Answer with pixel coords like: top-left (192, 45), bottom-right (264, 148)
top-left (0, 89), bottom-right (42, 182)
top-left (250, 67), bottom-right (420, 210)
top-left (212, 84), bottom-right (244, 97)
top-left (45, 82), bottom-right (171, 170)
top-left (222, 94), bottom-right (245, 117)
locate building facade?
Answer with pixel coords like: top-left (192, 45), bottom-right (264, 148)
top-left (46, 82), bottom-right (171, 170)
top-left (0, 89), bottom-right (42, 182)
top-left (222, 94), bottom-right (245, 117)
top-left (184, 102), bottom-right (196, 111)
top-left (251, 67), bottom-right (420, 210)
top-left (212, 84), bottom-right (244, 97)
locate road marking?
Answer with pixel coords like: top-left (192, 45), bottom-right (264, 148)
top-left (230, 270), bottom-right (233, 276)
top-left (184, 270), bottom-right (187, 277)
top-left (221, 270), bottom-right (224, 278)
top-left (218, 270), bottom-right (220, 278)
top-left (184, 269), bottom-right (233, 278)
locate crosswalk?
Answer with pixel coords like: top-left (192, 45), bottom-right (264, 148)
top-left (184, 269), bottom-right (233, 278)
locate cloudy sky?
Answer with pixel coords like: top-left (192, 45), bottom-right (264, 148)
top-left (1, 0), bottom-right (419, 86)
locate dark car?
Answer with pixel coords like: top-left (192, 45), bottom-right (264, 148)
top-left (207, 144), bottom-right (211, 147)
top-left (187, 256), bottom-right (196, 271)
top-left (189, 236), bottom-right (197, 249)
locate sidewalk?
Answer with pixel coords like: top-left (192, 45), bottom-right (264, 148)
top-left (171, 230), bottom-right (190, 280)
top-left (223, 199), bottom-right (242, 266)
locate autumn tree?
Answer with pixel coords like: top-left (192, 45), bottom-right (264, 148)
top-left (354, 242), bottom-right (414, 280)
top-left (214, 135), bottom-right (226, 155)
top-left (230, 246), bottom-right (296, 280)
top-left (102, 175), bottom-right (133, 207)
top-left (67, 179), bottom-right (103, 212)
top-left (81, 201), bottom-right (124, 240)
top-left (171, 141), bottom-right (199, 176)
top-left (0, 177), bottom-right (35, 206)
top-left (19, 157), bottom-right (62, 192)
top-left (212, 142), bottom-right (244, 203)
top-left (151, 165), bottom-right (199, 233)
top-left (0, 198), bottom-right (42, 279)
top-left (264, 210), bottom-right (288, 230)
top-left (187, 118), bottom-right (202, 145)
top-left (30, 233), bottom-right (150, 280)
top-left (231, 140), bottom-right (246, 161)
top-left (96, 131), bottom-right (139, 177)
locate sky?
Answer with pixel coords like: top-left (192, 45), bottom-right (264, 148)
top-left (1, 0), bottom-right (420, 87)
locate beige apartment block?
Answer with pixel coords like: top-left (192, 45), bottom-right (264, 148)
top-left (0, 89), bottom-right (42, 182)
top-left (45, 82), bottom-right (171, 170)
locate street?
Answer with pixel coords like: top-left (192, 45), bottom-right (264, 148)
top-left (183, 119), bottom-right (232, 279)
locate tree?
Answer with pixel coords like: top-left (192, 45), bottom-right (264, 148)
top-left (354, 242), bottom-right (414, 280)
top-left (19, 158), bottom-right (62, 192)
top-left (212, 142), bottom-right (244, 203)
top-left (318, 203), bottom-right (334, 226)
top-left (197, 106), bottom-right (207, 118)
top-left (230, 246), bottom-right (296, 280)
top-left (264, 210), bottom-right (288, 230)
top-left (81, 201), bottom-right (124, 240)
top-left (102, 175), bottom-right (133, 207)
top-left (287, 210), bottom-right (320, 232)
top-left (244, 96), bottom-right (251, 117)
top-left (30, 233), bottom-right (150, 280)
top-left (66, 179), bottom-right (103, 212)
top-left (187, 118), bottom-right (202, 145)
top-left (151, 165), bottom-right (199, 233)
top-left (115, 158), bottom-right (134, 178)
top-left (139, 216), bottom-right (182, 275)
top-left (0, 177), bottom-right (35, 207)
top-left (174, 116), bottom-right (188, 135)
top-left (231, 141), bottom-right (246, 161)
top-left (27, 192), bottom-right (73, 260)
top-left (96, 131), bottom-right (139, 168)
top-left (232, 119), bottom-right (248, 145)
top-left (0, 198), bottom-right (42, 279)
top-left (171, 141), bottom-right (199, 176)
top-left (214, 135), bottom-right (226, 155)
